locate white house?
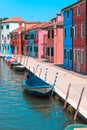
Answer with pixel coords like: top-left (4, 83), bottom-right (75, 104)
top-left (0, 17), bottom-right (25, 54)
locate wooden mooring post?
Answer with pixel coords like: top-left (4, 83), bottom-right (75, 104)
top-left (63, 83), bottom-right (71, 109)
top-left (73, 87), bottom-right (85, 121)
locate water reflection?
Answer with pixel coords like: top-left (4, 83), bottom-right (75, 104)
top-left (23, 91), bottom-right (52, 115)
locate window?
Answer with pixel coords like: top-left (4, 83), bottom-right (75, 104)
top-left (34, 46), bottom-right (38, 52)
top-left (8, 46), bottom-right (9, 50)
top-left (10, 34), bottom-right (13, 40)
top-left (7, 34), bottom-right (9, 40)
top-left (70, 27), bottom-right (72, 37)
top-left (77, 6), bottom-right (80, 16)
top-left (2, 34), bottom-right (4, 40)
top-left (64, 28), bottom-right (66, 38)
top-left (1, 26), bottom-right (3, 30)
top-left (81, 50), bottom-right (84, 63)
top-left (70, 49), bottom-right (72, 60)
top-left (74, 49), bottom-right (77, 62)
top-left (67, 10), bottom-right (70, 18)
top-left (52, 30), bottom-right (54, 38)
top-left (64, 49), bottom-right (66, 59)
top-left (51, 47), bottom-right (54, 56)
top-left (30, 34), bottom-right (34, 39)
top-left (78, 50), bottom-right (81, 62)
top-left (81, 24), bottom-right (84, 37)
top-left (47, 47), bottom-right (50, 56)
top-left (22, 34), bottom-right (25, 40)
top-left (73, 26), bottom-right (76, 38)
top-left (48, 30), bottom-right (50, 39)
top-left (6, 25), bottom-right (9, 29)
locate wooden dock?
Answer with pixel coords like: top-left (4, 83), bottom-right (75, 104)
top-left (1, 54), bottom-right (87, 122)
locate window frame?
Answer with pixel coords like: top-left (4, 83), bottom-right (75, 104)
top-left (81, 23), bottom-right (84, 38)
top-left (6, 25), bottom-right (9, 29)
top-left (77, 6), bottom-right (80, 16)
top-left (81, 49), bottom-right (84, 63)
top-left (74, 49), bottom-right (77, 62)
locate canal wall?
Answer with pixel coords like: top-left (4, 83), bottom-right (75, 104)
top-left (0, 54), bottom-right (87, 122)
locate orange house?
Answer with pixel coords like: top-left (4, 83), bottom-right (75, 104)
top-left (44, 14), bottom-right (63, 64)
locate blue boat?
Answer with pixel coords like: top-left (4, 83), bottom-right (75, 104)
top-left (22, 73), bottom-right (52, 97)
top-left (64, 124), bottom-right (87, 130)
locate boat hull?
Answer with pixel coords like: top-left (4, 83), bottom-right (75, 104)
top-left (13, 65), bottom-right (26, 71)
top-left (24, 87), bottom-right (52, 97)
top-left (23, 79), bottom-right (52, 97)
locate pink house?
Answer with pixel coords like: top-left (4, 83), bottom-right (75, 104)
top-left (44, 13), bottom-right (63, 64)
top-left (28, 22), bottom-right (48, 59)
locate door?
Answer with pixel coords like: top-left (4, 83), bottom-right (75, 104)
top-left (66, 50), bottom-right (69, 68)
top-left (77, 50), bottom-right (81, 72)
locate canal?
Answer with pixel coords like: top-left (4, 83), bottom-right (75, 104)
top-left (0, 58), bottom-right (85, 130)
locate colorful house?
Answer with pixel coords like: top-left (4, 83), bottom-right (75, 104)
top-left (44, 13), bottom-right (63, 64)
top-left (72, 0), bottom-right (87, 74)
top-left (28, 23), bottom-right (48, 59)
top-left (0, 17), bottom-right (25, 54)
top-left (62, 0), bottom-right (87, 74)
top-left (62, 6), bottom-right (73, 70)
top-left (10, 22), bottom-right (40, 55)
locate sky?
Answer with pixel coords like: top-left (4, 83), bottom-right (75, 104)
top-left (0, 0), bottom-right (77, 22)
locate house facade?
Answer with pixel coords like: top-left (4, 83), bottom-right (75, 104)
top-left (73, 0), bottom-right (87, 74)
top-left (0, 17), bottom-right (25, 54)
top-left (62, 8), bottom-right (73, 70)
top-left (44, 13), bottom-right (63, 64)
top-left (28, 23), bottom-right (48, 59)
top-left (10, 22), bottom-right (40, 55)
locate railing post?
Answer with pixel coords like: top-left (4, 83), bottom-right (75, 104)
top-left (44, 68), bottom-right (48, 81)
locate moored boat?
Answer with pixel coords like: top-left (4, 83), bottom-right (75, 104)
top-left (64, 124), bottom-right (87, 130)
top-left (10, 61), bottom-right (21, 69)
top-left (7, 58), bottom-right (16, 66)
top-left (3, 56), bottom-right (13, 61)
top-left (22, 73), bottom-right (52, 97)
top-left (13, 65), bottom-right (26, 71)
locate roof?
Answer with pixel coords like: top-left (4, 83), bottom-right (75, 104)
top-left (27, 22), bottom-right (51, 31)
top-left (61, 0), bottom-right (85, 12)
top-left (10, 27), bottom-right (25, 33)
top-left (42, 21), bottom-right (63, 28)
top-left (1, 16), bottom-right (25, 23)
top-left (10, 21), bottom-right (43, 34)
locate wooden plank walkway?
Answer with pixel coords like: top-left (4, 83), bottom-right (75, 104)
top-left (0, 54), bottom-right (87, 122)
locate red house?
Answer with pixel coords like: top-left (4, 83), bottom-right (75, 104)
top-left (73, 0), bottom-right (87, 74)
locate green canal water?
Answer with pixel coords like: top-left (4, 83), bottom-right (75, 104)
top-left (0, 58), bottom-right (85, 130)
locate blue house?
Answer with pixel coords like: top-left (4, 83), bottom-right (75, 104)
top-left (62, 8), bottom-right (73, 70)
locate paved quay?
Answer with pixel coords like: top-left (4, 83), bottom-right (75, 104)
top-left (0, 54), bottom-right (87, 122)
